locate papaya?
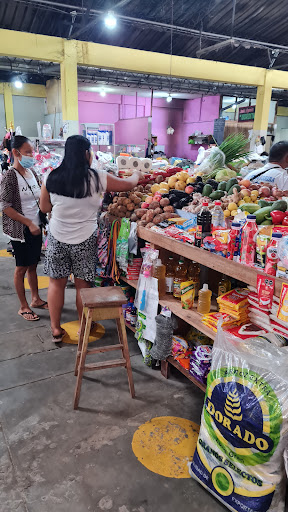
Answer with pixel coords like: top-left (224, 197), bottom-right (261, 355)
top-left (218, 181), bottom-right (227, 191)
top-left (202, 184), bottom-right (213, 197)
top-left (209, 190), bottom-right (225, 200)
top-left (226, 178), bottom-right (238, 192)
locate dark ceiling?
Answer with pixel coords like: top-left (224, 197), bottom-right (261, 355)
top-left (1, 0), bottom-right (288, 99)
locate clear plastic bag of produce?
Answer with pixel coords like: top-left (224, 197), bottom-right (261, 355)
top-left (190, 323), bottom-right (288, 512)
top-left (197, 147), bottom-right (226, 175)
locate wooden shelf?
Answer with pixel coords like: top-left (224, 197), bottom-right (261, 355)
top-left (125, 321), bottom-right (136, 333)
top-left (138, 226), bottom-right (283, 297)
top-left (159, 295), bottom-right (216, 341)
top-left (121, 276), bottom-right (138, 289)
top-left (166, 356), bottom-right (206, 392)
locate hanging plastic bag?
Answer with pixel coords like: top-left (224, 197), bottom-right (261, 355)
top-left (197, 147), bottom-right (226, 175)
top-left (116, 218), bottom-right (130, 272)
top-left (190, 323), bottom-right (288, 512)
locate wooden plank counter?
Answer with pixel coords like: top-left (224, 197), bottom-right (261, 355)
top-left (137, 226), bottom-right (283, 297)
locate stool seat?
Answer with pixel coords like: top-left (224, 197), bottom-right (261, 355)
top-left (80, 287), bottom-right (127, 308)
top-left (74, 286), bottom-right (135, 409)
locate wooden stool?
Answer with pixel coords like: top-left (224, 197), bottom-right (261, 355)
top-left (74, 287), bottom-right (135, 409)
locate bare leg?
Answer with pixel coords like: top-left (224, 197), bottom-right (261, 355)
top-left (27, 263), bottom-right (48, 308)
top-left (14, 266), bottom-right (38, 320)
top-left (48, 277), bottom-right (68, 336)
top-left (74, 278), bottom-right (91, 323)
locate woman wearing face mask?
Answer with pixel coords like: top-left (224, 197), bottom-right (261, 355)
top-left (40, 135), bottom-right (141, 342)
top-left (0, 135), bottom-right (48, 321)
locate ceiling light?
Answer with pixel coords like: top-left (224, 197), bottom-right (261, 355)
top-left (104, 11), bottom-right (117, 29)
top-left (166, 94), bottom-right (173, 103)
top-left (100, 89), bottom-right (106, 97)
top-left (14, 80), bottom-right (22, 89)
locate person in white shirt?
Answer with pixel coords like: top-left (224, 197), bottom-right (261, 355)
top-left (245, 141), bottom-right (288, 190)
top-left (40, 135), bottom-right (141, 342)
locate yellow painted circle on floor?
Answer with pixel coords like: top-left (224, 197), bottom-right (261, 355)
top-left (0, 249), bottom-right (12, 258)
top-left (132, 416), bottom-right (199, 479)
top-left (24, 276), bottom-right (50, 290)
top-left (60, 320), bottom-right (105, 345)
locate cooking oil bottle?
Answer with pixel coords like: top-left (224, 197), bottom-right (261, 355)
top-left (217, 274), bottom-right (231, 297)
top-left (152, 258), bottom-right (166, 298)
top-left (197, 283), bottom-right (212, 315)
top-left (173, 259), bottom-right (187, 299)
top-left (165, 256), bottom-right (175, 294)
top-left (187, 260), bottom-right (200, 298)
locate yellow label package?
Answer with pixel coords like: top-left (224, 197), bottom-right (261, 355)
top-left (277, 282), bottom-right (288, 323)
top-left (190, 324), bottom-right (288, 512)
top-left (181, 280), bottom-right (195, 310)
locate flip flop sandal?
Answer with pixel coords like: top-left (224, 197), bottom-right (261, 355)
top-left (18, 311), bottom-right (40, 321)
top-left (52, 328), bottom-right (66, 343)
top-left (30, 301), bottom-right (49, 310)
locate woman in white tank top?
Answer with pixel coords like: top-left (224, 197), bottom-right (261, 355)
top-left (40, 135), bottom-right (141, 342)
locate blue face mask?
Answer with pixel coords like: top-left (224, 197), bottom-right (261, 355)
top-left (19, 153), bottom-right (35, 169)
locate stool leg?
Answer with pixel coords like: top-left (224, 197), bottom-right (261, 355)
top-left (116, 311), bottom-right (135, 398)
top-left (74, 310), bottom-right (86, 376)
top-left (73, 308), bottom-right (93, 409)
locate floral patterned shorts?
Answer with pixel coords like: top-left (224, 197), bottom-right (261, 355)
top-left (44, 230), bottom-right (97, 282)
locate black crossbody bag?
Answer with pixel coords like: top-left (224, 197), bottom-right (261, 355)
top-left (16, 170), bottom-right (48, 227)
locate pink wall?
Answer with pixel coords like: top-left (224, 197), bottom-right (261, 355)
top-left (176, 95), bottom-right (221, 159)
top-left (115, 117), bottom-right (149, 146)
top-left (78, 91), bottom-right (220, 160)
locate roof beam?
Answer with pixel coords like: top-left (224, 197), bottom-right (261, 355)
top-left (1, 28), bottom-right (288, 90)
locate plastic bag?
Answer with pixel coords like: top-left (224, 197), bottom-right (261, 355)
top-left (197, 147), bottom-right (226, 175)
top-left (190, 323), bottom-right (288, 512)
top-left (116, 218), bottom-right (130, 272)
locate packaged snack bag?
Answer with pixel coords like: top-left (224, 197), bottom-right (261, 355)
top-left (277, 283), bottom-right (288, 324)
top-left (257, 275), bottom-right (275, 311)
top-left (190, 324), bottom-right (288, 512)
top-left (181, 280), bottom-right (195, 309)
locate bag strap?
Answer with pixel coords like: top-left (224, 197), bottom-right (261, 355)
top-left (250, 164), bottom-right (280, 182)
top-left (14, 168), bottom-right (40, 210)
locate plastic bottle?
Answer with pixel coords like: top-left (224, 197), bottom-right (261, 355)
top-left (173, 259), bottom-right (187, 299)
top-left (130, 305), bottom-right (137, 326)
top-left (197, 283), bottom-right (212, 315)
top-left (240, 214), bottom-right (258, 266)
top-left (153, 258), bottom-right (166, 298)
top-left (125, 298), bottom-right (134, 324)
top-left (195, 201), bottom-right (212, 248)
top-left (264, 233), bottom-right (283, 276)
top-left (165, 256), bottom-right (175, 294)
top-left (218, 274), bottom-right (231, 297)
top-left (227, 222), bottom-right (241, 261)
top-left (211, 201), bottom-right (225, 229)
top-left (187, 260), bottom-right (200, 298)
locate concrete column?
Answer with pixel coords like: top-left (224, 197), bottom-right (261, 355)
top-left (3, 83), bottom-right (14, 130)
top-left (251, 76), bottom-right (272, 150)
top-left (60, 40), bottom-right (79, 138)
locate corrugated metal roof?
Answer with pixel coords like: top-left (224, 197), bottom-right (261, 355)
top-left (1, 0), bottom-right (288, 96)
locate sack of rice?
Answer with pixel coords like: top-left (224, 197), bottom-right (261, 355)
top-left (190, 324), bottom-right (288, 512)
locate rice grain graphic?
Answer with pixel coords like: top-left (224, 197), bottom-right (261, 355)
top-left (224, 389), bottom-right (243, 421)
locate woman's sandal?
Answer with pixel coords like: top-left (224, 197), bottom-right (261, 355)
top-left (30, 301), bottom-right (49, 310)
top-left (18, 310), bottom-right (40, 321)
top-left (52, 328), bottom-right (66, 343)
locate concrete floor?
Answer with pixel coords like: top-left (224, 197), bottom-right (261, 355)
top-left (0, 230), bottom-right (228, 512)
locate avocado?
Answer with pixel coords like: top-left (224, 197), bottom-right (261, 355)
top-left (202, 184), bottom-right (213, 197)
top-left (227, 184), bottom-right (241, 195)
top-left (218, 181), bottom-right (227, 191)
top-left (209, 190), bottom-right (225, 200)
top-left (226, 178), bottom-right (238, 192)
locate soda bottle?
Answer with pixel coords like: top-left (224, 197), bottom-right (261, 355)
top-left (197, 284), bottom-right (212, 315)
top-left (264, 233), bottom-right (282, 276)
top-left (211, 201), bottom-right (225, 229)
top-left (187, 260), bottom-right (200, 298)
top-left (152, 258), bottom-right (166, 298)
top-left (195, 201), bottom-right (212, 248)
top-left (227, 222), bottom-right (241, 261)
top-left (240, 214), bottom-right (258, 266)
top-left (173, 259), bottom-right (187, 299)
top-left (165, 256), bottom-right (175, 294)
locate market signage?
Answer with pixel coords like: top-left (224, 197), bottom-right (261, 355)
top-left (238, 106), bottom-right (255, 122)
